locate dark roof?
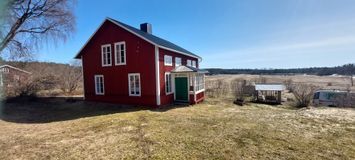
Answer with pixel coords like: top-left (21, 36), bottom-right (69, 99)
top-left (171, 65), bottom-right (208, 73)
top-left (75, 18), bottom-right (201, 59)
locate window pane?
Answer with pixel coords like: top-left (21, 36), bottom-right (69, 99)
top-left (121, 51), bottom-right (125, 63)
top-left (130, 76), bottom-right (134, 93)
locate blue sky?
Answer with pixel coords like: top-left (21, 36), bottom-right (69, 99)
top-left (38, 0), bottom-right (355, 68)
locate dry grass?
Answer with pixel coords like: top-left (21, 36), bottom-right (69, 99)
top-left (0, 96), bottom-right (354, 160)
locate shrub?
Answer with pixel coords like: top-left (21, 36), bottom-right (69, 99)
top-left (284, 79), bottom-right (293, 92)
top-left (291, 83), bottom-right (317, 107)
top-left (10, 75), bottom-right (59, 97)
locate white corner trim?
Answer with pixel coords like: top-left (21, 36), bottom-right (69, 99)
top-left (155, 46), bottom-right (161, 106)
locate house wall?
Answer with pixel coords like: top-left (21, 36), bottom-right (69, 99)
top-left (158, 48), bottom-right (199, 105)
top-left (0, 66), bottom-right (31, 95)
top-left (81, 20), bottom-right (157, 106)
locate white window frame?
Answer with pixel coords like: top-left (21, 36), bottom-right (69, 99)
top-left (192, 60), bottom-right (196, 68)
top-left (195, 74), bottom-right (205, 92)
top-left (101, 44), bottom-right (112, 67)
top-left (175, 57), bottom-right (182, 67)
top-left (114, 41), bottom-right (126, 65)
top-left (187, 60), bottom-right (192, 67)
top-left (94, 75), bottom-right (104, 95)
top-left (128, 73), bottom-right (141, 96)
top-left (165, 72), bottom-right (173, 95)
top-left (164, 55), bottom-right (173, 66)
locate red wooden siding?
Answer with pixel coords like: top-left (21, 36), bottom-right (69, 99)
top-left (81, 21), bottom-right (157, 106)
top-left (158, 48), bottom-right (199, 105)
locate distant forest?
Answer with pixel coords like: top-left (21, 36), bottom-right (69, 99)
top-left (205, 64), bottom-right (355, 76)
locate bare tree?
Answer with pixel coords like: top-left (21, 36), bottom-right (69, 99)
top-left (231, 78), bottom-right (246, 105)
top-left (0, 0), bottom-right (76, 59)
top-left (284, 78), bottom-right (293, 92)
top-left (292, 83), bottom-right (317, 108)
top-left (57, 60), bottom-right (82, 94)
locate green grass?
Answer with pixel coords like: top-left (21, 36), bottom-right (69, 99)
top-left (0, 97), bottom-right (354, 159)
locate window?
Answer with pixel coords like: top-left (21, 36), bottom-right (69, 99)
top-left (0, 68), bottom-right (9, 73)
top-left (195, 74), bottom-right (205, 91)
top-left (192, 60), bottom-right (196, 68)
top-left (187, 60), bottom-right (192, 67)
top-left (128, 73), bottom-right (141, 96)
top-left (165, 72), bottom-right (172, 94)
top-left (164, 55), bottom-right (172, 66)
top-left (101, 44), bottom-right (112, 66)
top-left (175, 57), bottom-right (181, 67)
top-left (114, 42), bottom-right (126, 65)
top-left (95, 75), bottom-right (104, 95)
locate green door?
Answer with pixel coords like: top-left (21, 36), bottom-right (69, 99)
top-left (175, 77), bottom-right (188, 101)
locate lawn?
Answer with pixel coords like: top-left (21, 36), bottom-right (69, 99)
top-left (0, 97), bottom-right (354, 159)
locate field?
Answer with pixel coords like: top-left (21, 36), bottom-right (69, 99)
top-left (0, 75), bottom-right (354, 159)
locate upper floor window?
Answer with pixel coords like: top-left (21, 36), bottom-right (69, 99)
top-left (128, 73), bottom-right (141, 96)
top-left (101, 44), bottom-right (112, 66)
top-left (115, 42), bottom-right (126, 65)
top-left (175, 57), bottom-right (182, 67)
top-left (95, 75), bottom-right (104, 95)
top-left (187, 60), bottom-right (192, 67)
top-left (164, 55), bottom-right (173, 66)
top-left (165, 72), bottom-right (172, 94)
top-left (192, 60), bottom-right (196, 68)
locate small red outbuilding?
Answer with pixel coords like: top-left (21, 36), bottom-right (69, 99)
top-left (75, 18), bottom-right (206, 107)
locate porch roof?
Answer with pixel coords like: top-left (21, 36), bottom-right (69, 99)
top-left (171, 65), bottom-right (208, 74)
top-left (255, 84), bottom-right (285, 91)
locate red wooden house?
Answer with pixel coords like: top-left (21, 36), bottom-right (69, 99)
top-left (75, 18), bottom-right (206, 106)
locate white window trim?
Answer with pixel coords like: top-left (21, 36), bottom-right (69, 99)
top-left (187, 59), bottom-right (192, 67)
top-left (128, 73), bottom-right (141, 96)
top-left (101, 44), bottom-right (112, 67)
top-left (175, 57), bottom-right (181, 67)
top-left (114, 41), bottom-right (126, 66)
top-left (165, 72), bottom-right (173, 95)
top-left (192, 60), bottom-right (196, 68)
top-left (164, 55), bottom-right (173, 66)
top-left (94, 75), bottom-right (104, 95)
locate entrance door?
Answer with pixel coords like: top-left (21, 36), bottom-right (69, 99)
top-left (175, 77), bottom-right (188, 102)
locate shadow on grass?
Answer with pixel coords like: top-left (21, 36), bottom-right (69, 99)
top-left (0, 96), bottom-right (163, 124)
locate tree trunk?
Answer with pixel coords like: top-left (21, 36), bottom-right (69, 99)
top-left (352, 75), bottom-right (354, 87)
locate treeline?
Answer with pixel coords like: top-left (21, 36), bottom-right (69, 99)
top-left (205, 64), bottom-right (355, 76)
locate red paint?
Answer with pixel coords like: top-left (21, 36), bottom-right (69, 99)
top-left (76, 19), bottom-right (204, 107)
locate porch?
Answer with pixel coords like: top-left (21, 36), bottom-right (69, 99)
top-left (171, 66), bottom-right (207, 104)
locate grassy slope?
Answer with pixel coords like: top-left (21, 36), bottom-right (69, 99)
top-left (0, 98), bottom-right (354, 160)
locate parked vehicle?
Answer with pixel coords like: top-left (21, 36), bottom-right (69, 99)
top-left (313, 90), bottom-right (347, 106)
